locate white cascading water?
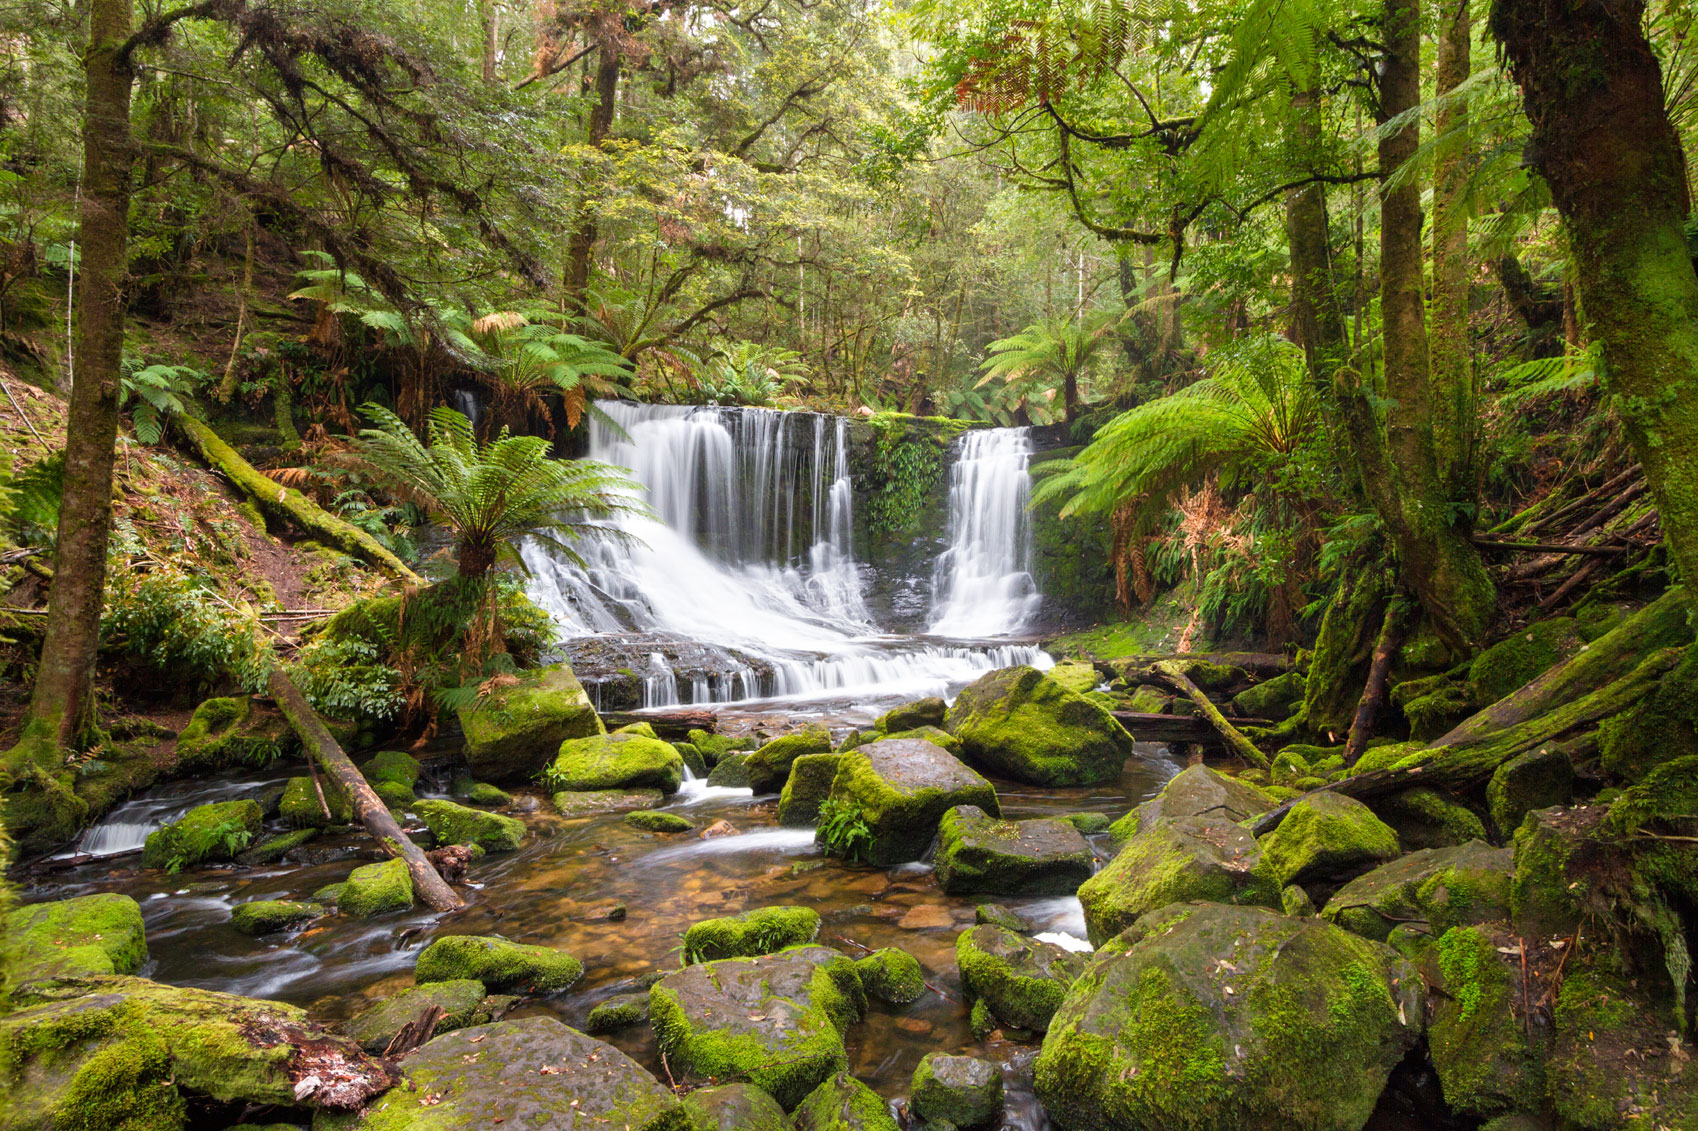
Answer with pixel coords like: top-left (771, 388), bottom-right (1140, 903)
top-left (522, 401), bottom-right (1051, 707)
top-left (929, 428), bottom-right (1044, 638)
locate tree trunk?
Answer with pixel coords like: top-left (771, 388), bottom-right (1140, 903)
top-left (1430, 0), bottom-right (1474, 494)
top-left (1344, 597), bottom-right (1409, 764)
top-left (564, 48), bottom-right (620, 316)
top-left (22, 0), bottom-right (136, 751)
top-left (267, 668), bottom-right (463, 913)
top-left (480, 0), bottom-right (499, 83)
top-left (1490, 0), bottom-right (1698, 589)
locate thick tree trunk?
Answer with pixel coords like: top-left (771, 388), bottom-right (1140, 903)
top-left (564, 48), bottom-right (620, 315)
top-left (1491, 0), bottom-right (1698, 588)
top-left (1430, 0), bottom-right (1474, 494)
top-left (267, 669), bottom-right (463, 913)
top-left (23, 0), bottom-right (136, 751)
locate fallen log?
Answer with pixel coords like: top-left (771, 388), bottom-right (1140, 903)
top-left (1473, 539), bottom-right (1627, 556)
top-left (1111, 712), bottom-right (1274, 745)
top-left (1102, 651), bottom-right (1292, 678)
top-left (177, 415), bottom-right (424, 585)
top-left (598, 709), bottom-right (718, 739)
top-left (1251, 646), bottom-right (1683, 836)
top-left (1519, 466), bottom-right (1639, 537)
top-left (267, 668), bottom-right (463, 912)
top-left (1148, 660), bottom-right (1270, 769)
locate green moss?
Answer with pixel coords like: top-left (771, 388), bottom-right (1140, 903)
top-left (792, 1070), bottom-right (900, 1130)
top-left (777, 754), bottom-right (842, 826)
top-left (372, 779), bottom-right (414, 809)
top-left (1605, 754), bottom-right (1698, 835)
top-left (1282, 885), bottom-right (1316, 916)
top-left (1061, 812), bottom-right (1113, 834)
top-left (706, 753), bottom-right (752, 787)
top-left (414, 934), bottom-right (583, 992)
top-left (361, 749), bottom-right (421, 788)
top-left (822, 740), bottom-right (999, 865)
top-left (935, 806), bottom-right (1095, 897)
top-left (617, 721), bottom-right (659, 739)
top-left (229, 900), bottom-right (323, 936)
top-left (1509, 806), bottom-right (1598, 938)
top-left (673, 741), bottom-right (707, 777)
top-left (1597, 643), bottom-right (1698, 780)
top-left (876, 698), bottom-right (946, 733)
top-left (1428, 927), bottom-right (1542, 1116)
top-left (551, 788), bottom-right (665, 816)
top-left (414, 798), bottom-right (525, 852)
top-left (586, 991), bottom-right (650, 1034)
top-left (458, 660), bottom-right (604, 784)
top-left (683, 906), bottom-right (822, 963)
top-left (744, 725), bottom-right (834, 793)
top-left (682, 1083), bottom-right (791, 1131)
top-left (956, 925), bottom-right (1085, 1032)
top-left (546, 731), bottom-right (685, 795)
top-left (5, 893), bottom-right (148, 985)
top-left (1547, 969), bottom-right (1659, 1128)
top-left (625, 809), bottom-right (696, 832)
top-left (854, 947), bottom-right (924, 1004)
top-left (236, 827), bottom-right (318, 866)
top-left (881, 724), bottom-right (962, 753)
top-left (687, 729), bottom-right (757, 764)
top-left (910, 1053), bottom-right (1003, 1130)
top-left (1468, 618), bottom-right (1580, 704)
top-left (1080, 816), bottom-right (1278, 944)
top-left (1255, 792), bottom-right (1400, 887)
top-left (278, 775), bottom-right (352, 827)
top-left (1321, 842), bottom-right (1513, 942)
top-left (944, 666), bottom-right (1134, 786)
top-left (1231, 671), bottom-right (1307, 721)
top-left (176, 696), bottom-right (291, 772)
top-left (338, 858), bottom-right (413, 917)
top-left (1372, 788), bottom-right (1487, 850)
top-left (1487, 749), bottom-right (1575, 833)
top-left (141, 799), bottom-right (263, 872)
top-left (969, 997), bottom-right (996, 1038)
top-left (341, 978), bottom-right (488, 1052)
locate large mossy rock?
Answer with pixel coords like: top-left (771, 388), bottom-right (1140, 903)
top-left (1370, 787), bottom-right (1488, 850)
top-left (746, 725), bottom-right (835, 794)
top-left (934, 805), bottom-right (1094, 897)
top-left (341, 979), bottom-right (490, 1053)
top-left (683, 1083), bottom-right (794, 1131)
top-left (955, 924), bottom-right (1087, 1033)
top-left (1487, 749), bottom-right (1575, 835)
top-left (1597, 643), bottom-right (1698, 781)
top-left (1230, 670), bottom-right (1306, 721)
top-left (414, 935), bottom-right (583, 993)
top-left (1543, 967), bottom-right (1695, 1129)
top-left (459, 661), bottom-right (605, 784)
top-left (1033, 902), bottom-right (1426, 1131)
top-left (176, 696), bottom-right (292, 772)
top-left (0, 975), bottom-right (392, 1127)
top-left (877, 697), bottom-right (946, 733)
top-left (1256, 791), bottom-right (1401, 887)
top-left (792, 1072), bottom-right (899, 1131)
top-left (911, 1053), bottom-right (1003, 1130)
top-left (414, 798), bottom-right (525, 853)
top-left (683, 905), bottom-right (823, 962)
top-left (549, 730), bottom-right (685, 795)
top-left (648, 945), bottom-right (865, 1110)
top-left (318, 1016), bottom-right (689, 1131)
top-left (1426, 926), bottom-right (1544, 1118)
top-left (1468, 617), bottom-right (1580, 704)
top-left (853, 947), bottom-right (924, 1004)
top-left (552, 788), bottom-right (665, 817)
top-left (339, 858), bottom-right (414, 918)
top-left (5, 893), bottom-right (147, 987)
top-left (141, 798), bottom-right (264, 871)
top-left (1509, 804), bottom-right (1606, 939)
top-left (1079, 816), bottom-right (1278, 946)
top-left (778, 754), bottom-right (842, 826)
top-left (1108, 764), bottom-right (1278, 844)
top-left (1321, 841), bottom-right (1513, 943)
top-left (280, 774), bottom-right (352, 827)
top-left (820, 738), bottom-right (998, 865)
top-left (943, 665), bottom-right (1135, 786)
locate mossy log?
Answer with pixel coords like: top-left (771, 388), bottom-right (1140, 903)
top-left (1150, 660), bottom-right (1270, 769)
top-left (267, 668), bottom-right (462, 912)
top-left (176, 415), bottom-right (423, 584)
top-left (1251, 648), bottom-right (1683, 836)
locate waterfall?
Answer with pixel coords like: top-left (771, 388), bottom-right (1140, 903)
top-left (522, 401), bottom-right (1051, 706)
top-left (929, 428), bottom-right (1043, 638)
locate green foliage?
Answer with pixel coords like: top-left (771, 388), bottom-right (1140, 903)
top-left (159, 815), bottom-right (252, 875)
top-left (118, 358), bottom-right (203, 444)
top-left (291, 636), bottom-right (405, 724)
top-left (816, 794), bottom-right (874, 863)
top-left (101, 565), bottom-right (271, 690)
top-left (695, 339), bottom-right (810, 406)
top-left (979, 311), bottom-right (1123, 421)
top-left (863, 418), bottom-right (947, 534)
top-left (5, 453), bottom-right (63, 547)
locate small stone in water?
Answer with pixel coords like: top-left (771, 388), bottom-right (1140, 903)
top-left (700, 820), bottom-right (738, 839)
top-left (897, 905), bottom-right (955, 930)
top-left (897, 1017), bottom-right (933, 1035)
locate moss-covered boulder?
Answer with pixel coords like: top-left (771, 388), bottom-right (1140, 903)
top-left (586, 991), bottom-right (651, 1034)
top-left (1320, 841), bottom-right (1513, 942)
top-left (317, 1016), bottom-right (689, 1131)
top-left (1370, 787), bottom-right (1488, 850)
top-left (674, 741), bottom-right (708, 777)
top-left (955, 924), bottom-right (1086, 1033)
top-left (1107, 764), bottom-right (1278, 844)
top-left (1079, 816), bottom-right (1278, 946)
top-left (175, 696), bottom-right (292, 772)
top-left (363, 749), bottom-right (422, 790)
top-left (230, 900), bottom-right (324, 936)
top-left (819, 738), bottom-right (998, 865)
top-left (626, 809), bottom-right (696, 832)
top-left (341, 978), bottom-right (489, 1052)
top-left (975, 903), bottom-right (1030, 931)
top-left (279, 775), bottom-right (352, 826)
top-left (339, 858), bottom-right (414, 918)
top-left (1543, 967), bottom-right (1691, 1129)
top-left (708, 752), bottom-right (753, 787)
top-left (373, 779), bottom-right (415, 809)
top-left (457, 660), bottom-right (604, 783)
top-left (1509, 804), bottom-right (1605, 938)
top-left (5, 893), bottom-right (147, 986)
top-left (683, 1082), bottom-right (793, 1131)
top-left (414, 798), bottom-right (525, 853)
top-left (1427, 926), bottom-right (1544, 1117)
top-left (648, 945), bottom-right (865, 1109)
top-left (745, 725), bottom-right (835, 794)
top-left (688, 729), bottom-right (756, 765)
top-left (549, 730), bottom-right (685, 795)
top-left (0, 975), bottom-right (392, 1124)
top-left (1469, 618), bottom-right (1580, 704)
top-left (882, 724), bottom-right (962, 753)
top-left (853, 947), bottom-right (924, 1005)
top-left (684, 905), bottom-right (822, 963)
top-left (793, 1071), bottom-right (898, 1131)
top-left (944, 666), bottom-right (1134, 786)
top-left (1488, 749), bottom-right (1575, 834)
top-left (451, 779), bottom-right (509, 807)
top-left (141, 798), bottom-right (263, 871)
top-left (911, 1053), bottom-right (1003, 1130)
top-left (1230, 670), bottom-right (1306, 721)
top-left (1598, 644), bottom-right (1698, 781)
top-left (1033, 903), bottom-right (1426, 1131)
top-left (236, 826), bottom-right (320, 865)
top-left (934, 805), bottom-right (1095, 897)
top-left (415, 935), bottom-right (583, 992)
top-left (552, 788), bottom-right (665, 817)
top-left (876, 697), bottom-right (946, 733)
top-left (778, 754), bottom-right (842, 826)
top-left (1256, 791), bottom-right (1400, 887)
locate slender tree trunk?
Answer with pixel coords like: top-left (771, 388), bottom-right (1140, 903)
top-left (480, 0), bottom-right (499, 83)
top-left (1430, 0), bottom-right (1473, 494)
top-left (1491, 0), bottom-right (1698, 588)
top-left (23, 0), bottom-right (136, 752)
top-left (564, 48), bottom-right (619, 315)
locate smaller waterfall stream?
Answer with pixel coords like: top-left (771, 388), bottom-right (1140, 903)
top-left (929, 428), bottom-right (1043, 638)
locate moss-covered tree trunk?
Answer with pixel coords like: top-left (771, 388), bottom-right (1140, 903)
top-left (564, 48), bottom-right (619, 316)
top-left (1430, 0), bottom-right (1474, 494)
top-left (23, 0), bottom-right (136, 751)
top-left (1491, 0), bottom-right (1698, 589)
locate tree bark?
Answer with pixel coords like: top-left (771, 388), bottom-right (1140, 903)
top-left (1344, 597), bottom-right (1409, 765)
top-left (1430, 0), bottom-right (1474, 494)
top-left (1490, 0), bottom-right (1698, 589)
top-left (480, 0), bottom-right (499, 83)
top-left (564, 48), bottom-right (620, 315)
top-left (22, 0), bottom-right (137, 751)
top-left (267, 668), bottom-right (463, 913)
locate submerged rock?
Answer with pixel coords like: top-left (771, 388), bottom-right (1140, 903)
top-left (793, 1072), bottom-right (899, 1131)
top-left (1034, 902), bottom-right (1426, 1131)
top-left (648, 944), bottom-right (865, 1109)
top-left (414, 798), bottom-right (526, 852)
top-left (230, 899), bottom-right (324, 936)
top-left (319, 1016), bottom-right (689, 1130)
top-left (955, 924), bottom-right (1086, 1033)
top-left (684, 905), bottom-right (822, 962)
top-left (746, 724), bottom-right (835, 793)
top-left (5, 892), bottom-right (147, 987)
top-left (341, 978), bottom-right (490, 1052)
top-left (339, 858), bottom-right (414, 917)
top-left (451, 778), bottom-right (511, 807)
top-left (944, 666), bottom-right (1134, 786)
top-left (820, 738), bottom-right (998, 865)
top-left (586, 991), bottom-right (651, 1034)
top-left (934, 805), bottom-right (1095, 896)
top-left (853, 947), bottom-right (924, 1004)
top-left (141, 798), bottom-right (264, 871)
top-left (414, 935), bottom-right (583, 993)
top-left (1321, 841), bottom-right (1513, 942)
top-left (876, 697), bottom-right (946, 733)
top-left (550, 730), bottom-right (685, 795)
top-left (1080, 815), bottom-right (1277, 945)
top-left (684, 1082), bottom-right (794, 1131)
top-left (778, 753), bottom-right (843, 826)
top-left (552, 787), bottom-right (664, 817)
top-left (1108, 764), bottom-right (1278, 844)
top-left (458, 660), bottom-right (605, 783)
top-left (236, 826), bottom-right (320, 865)
top-left (911, 1053), bottom-right (1003, 1130)
top-left (1256, 791), bottom-right (1401, 887)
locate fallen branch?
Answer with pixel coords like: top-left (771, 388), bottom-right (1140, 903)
top-left (1149, 660), bottom-right (1270, 768)
top-left (1473, 539), bottom-right (1627, 556)
top-left (267, 667), bottom-right (463, 912)
top-left (1520, 466), bottom-right (1639, 537)
top-left (1344, 597), bottom-right (1409, 765)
